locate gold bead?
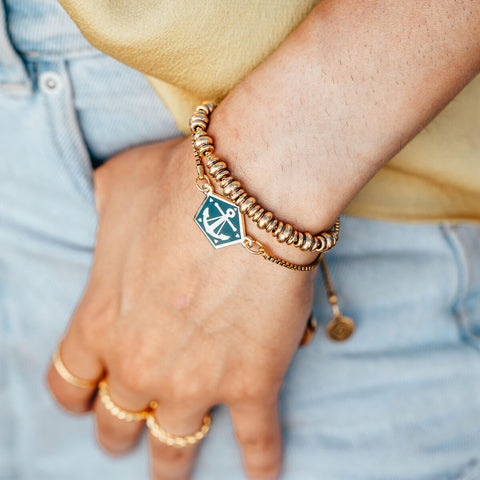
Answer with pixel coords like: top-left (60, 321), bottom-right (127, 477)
top-left (230, 188), bottom-right (245, 201)
top-left (247, 204), bottom-right (261, 218)
top-left (205, 156), bottom-right (220, 168)
top-left (265, 218), bottom-right (278, 232)
top-left (300, 232), bottom-right (314, 251)
top-left (295, 232), bottom-right (305, 247)
top-left (273, 222), bottom-right (284, 237)
top-left (193, 132), bottom-right (213, 149)
top-left (277, 224), bottom-right (293, 243)
top-left (194, 134), bottom-right (214, 155)
top-left (203, 102), bottom-right (216, 113)
top-left (257, 212), bottom-right (273, 230)
top-left (322, 233), bottom-right (333, 251)
top-left (240, 197), bottom-right (256, 214)
top-left (224, 180), bottom-right (241, 196)
top-left (286, 231), bottom-right (298, 245)
top-left (208, 161), bottom-right (226, 175)
top-left (311, 236), bottom-right (320, 251)
top-left (214, 169), bottom-right (230, 182)
top-left (197, 102), bottom-right (216, 115)
top-left (189, 113), bottom-right (209, 133)
top-left (220, 176), bottom-right (234, 188)
top-left (235, 192), bottom-right (248, 205)
top-left (252, 208), bottom-right (265, 222)
top-left (315, 235), bottom-right (326, 252)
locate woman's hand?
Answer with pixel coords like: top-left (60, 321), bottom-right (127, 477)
top-left (47, 138), bottom-right (317, 480)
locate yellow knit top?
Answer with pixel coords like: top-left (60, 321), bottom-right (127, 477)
top-left (58, 0), bottom-right (480, 222)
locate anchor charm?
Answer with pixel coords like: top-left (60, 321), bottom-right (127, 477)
top-left (194, 190), bottom-right (246, 249)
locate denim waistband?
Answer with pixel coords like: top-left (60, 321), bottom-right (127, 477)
top-left (0, 2), bottom-right (30, 93)
top-left (0, 0), bottom-right (99, 95)
top-left (0, 0), bottom-right (98, 83)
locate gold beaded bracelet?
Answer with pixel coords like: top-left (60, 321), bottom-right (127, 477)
top-left (191, 102), bottom-right (329, 272)
top-left (190, 102), bottom-right (340, 254)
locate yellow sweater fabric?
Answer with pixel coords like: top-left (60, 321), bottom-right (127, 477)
top-left (58, 0), bottom-right (480, 223)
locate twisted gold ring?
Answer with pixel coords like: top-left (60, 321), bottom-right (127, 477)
top-left (98, 379), bottom-right (157, 422)
top-left (146, 413), bottom-right (211, 448)
top-left (52, 344), bottom-right (98, 389)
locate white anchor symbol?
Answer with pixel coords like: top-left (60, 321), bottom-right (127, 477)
top-left (203, 202), bottom-right (237, 241)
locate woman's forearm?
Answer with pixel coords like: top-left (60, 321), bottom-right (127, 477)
top-left (208, 0), bottom-right (480, 243)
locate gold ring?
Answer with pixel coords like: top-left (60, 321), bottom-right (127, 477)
top-left (146, 413), bottom-right (211, 448)
top-left (52, 344), bottom-right (98, 389)
top-left (98, 379), bottom-right (157, 422)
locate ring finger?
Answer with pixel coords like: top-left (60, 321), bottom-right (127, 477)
top-left (148, 405), bottom-right (211, 480)
top-left (94, 375), bottom-right (155, 455)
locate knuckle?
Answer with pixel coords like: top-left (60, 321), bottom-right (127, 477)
top-left (152, 447), bottom-right (188, 466)
top-left (150, 449), bottom-right (192, 479)
top-left (236, 432), bottom-right (278, 453)
top-left (96, 434), bottom-right (130, 457)
top-left (230, 380), bottom-right (273, 405)
top-left (247, 461), bottom-right (281, 480)
top-left (114, 358), bottom-right (152, 394)
top-left (74, 294), bottom-right (118, 346)
top-left (165, 372), bottom-right (205, 406)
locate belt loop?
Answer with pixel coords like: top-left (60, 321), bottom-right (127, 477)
top-left (0, 0), bottom-right (32, 95)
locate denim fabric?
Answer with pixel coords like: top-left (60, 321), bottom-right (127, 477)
top-left (1, 1), bottom-right (480, 479)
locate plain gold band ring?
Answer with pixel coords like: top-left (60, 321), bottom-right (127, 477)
top-left (146, 413), bottom-right (212, 448)
top-left (52, 344), bottom-right (98, 389)
top-left (98, 379), bottom-right (157, 422)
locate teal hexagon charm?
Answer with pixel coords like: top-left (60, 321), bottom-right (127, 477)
top-left (194, 191), bottom-right (245, 249)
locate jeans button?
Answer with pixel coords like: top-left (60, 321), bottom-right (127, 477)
top-left (39, 72), bottom-right (62, 95)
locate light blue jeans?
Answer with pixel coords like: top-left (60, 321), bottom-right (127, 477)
top-left (1, 1), bottom-right (480, 479)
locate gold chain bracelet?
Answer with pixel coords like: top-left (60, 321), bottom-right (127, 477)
top-left (190, 102), bottom-right (340, 254)
top-left (194, 174), bottom-right (321, 271)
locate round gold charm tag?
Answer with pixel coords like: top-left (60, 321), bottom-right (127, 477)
top-left (326, 315), bottom-right (355, 342)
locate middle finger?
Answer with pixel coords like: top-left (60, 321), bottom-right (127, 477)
top-left (94, 376), bottom-right (155, 455)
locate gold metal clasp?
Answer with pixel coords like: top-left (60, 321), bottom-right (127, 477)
top-left (196, 175), bottom-right (212, 193)
top-left (241, 236), bottom-right (265, 256)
